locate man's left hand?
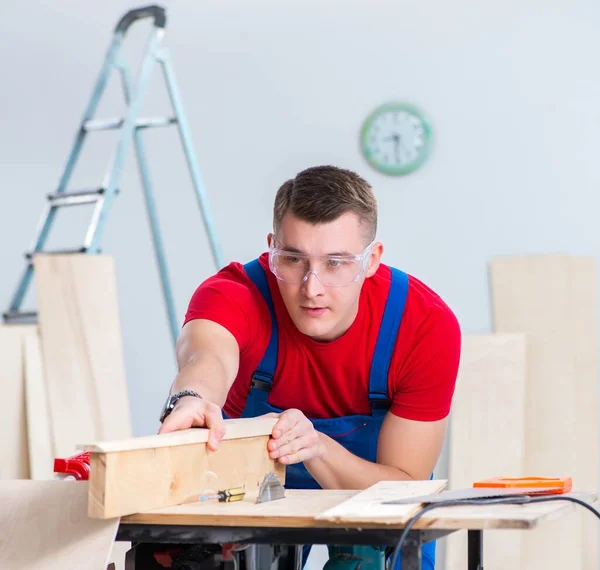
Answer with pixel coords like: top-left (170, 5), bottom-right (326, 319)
top-left (264, 409), bottom-right (323, 464)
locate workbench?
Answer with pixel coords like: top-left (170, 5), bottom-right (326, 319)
top-left (116, 488), bottom-right (598, 570)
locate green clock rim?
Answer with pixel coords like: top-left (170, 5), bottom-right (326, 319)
top-left (360, 102), bottom-right (433, 176)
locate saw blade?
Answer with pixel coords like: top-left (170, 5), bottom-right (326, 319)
top-left (256, 472), bottom-right (285, 504)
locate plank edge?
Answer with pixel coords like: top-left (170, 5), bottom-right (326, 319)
top-left (78, 418), bottom-right (278, 453)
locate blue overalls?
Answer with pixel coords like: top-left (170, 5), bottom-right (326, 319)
top-left (238, 259), bottom-right (436, 570)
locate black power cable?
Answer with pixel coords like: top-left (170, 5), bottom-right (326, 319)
top-left (388, 494), bottom-right (600, 569)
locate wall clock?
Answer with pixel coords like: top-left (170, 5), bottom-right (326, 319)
top-left (360, 102), bottom-right (433, 176)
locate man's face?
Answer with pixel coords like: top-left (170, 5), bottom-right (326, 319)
top-left (268, 212), bottom-right (382, 341)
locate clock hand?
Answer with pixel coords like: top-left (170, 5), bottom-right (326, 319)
top-left (393, 134), bottom-right (401, 163)
top-left (382, 133), bottom-right (402, 163)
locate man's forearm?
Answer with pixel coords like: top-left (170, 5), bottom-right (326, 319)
top-left (304, 432), bottom-right (413, 490)
top-left (171, 351), bottom-right (230, 407)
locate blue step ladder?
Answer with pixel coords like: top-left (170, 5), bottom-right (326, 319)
top-left (2, 4), bottom-right (224, 346)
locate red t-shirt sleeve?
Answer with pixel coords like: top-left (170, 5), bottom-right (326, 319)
top-left (389, 304), bottom-right (461, 422)
top-left (182, 263), bottom-right (266, 354)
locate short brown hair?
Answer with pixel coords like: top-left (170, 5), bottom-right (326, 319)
top-left (273, 165), bottom-right (377, 243)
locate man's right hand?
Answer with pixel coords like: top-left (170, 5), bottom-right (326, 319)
top-left (158, 396), bottom-right (226, 451)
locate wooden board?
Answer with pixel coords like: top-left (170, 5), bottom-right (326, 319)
top-left (121, 488), bottom-right (597, 531)
top-left (85, 418), bottom-right (285, 519)
top-left (315, 480), bottom-right (447, 524)
top-left (0, 480), bottom-right (119, 569)
top-left (33, 254), bottom-right (132, 458)
top-left (412, 492), bottom-right (598, 530)
top-left (445, 333), bottom-right (527, 570)
top-left (24, 331), bottom-right (55, 480)
top-left (0, 324), bottom-right (36, 479)
top-left (490, 255), bottom-right (599, 570)
top-left (123, 489), bottom-right (355, 527)
top-left (78, 417), bottom-right (278, 453)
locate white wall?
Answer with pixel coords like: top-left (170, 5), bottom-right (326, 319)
top-left (2, 1), bottom-right (600, 567)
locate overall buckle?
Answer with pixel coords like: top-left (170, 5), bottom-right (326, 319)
top-left (369, 395), bottom-right (391, 410)
top-left (250, 372), bottom-right (273, 392)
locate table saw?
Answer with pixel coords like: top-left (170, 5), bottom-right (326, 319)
top-left (5, 416), bottom-right (594, 570)
top-left (116, 486), bottom-right (598, 570)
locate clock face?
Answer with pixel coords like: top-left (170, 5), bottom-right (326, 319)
top-left (360, 103), bottom-right (433, 176)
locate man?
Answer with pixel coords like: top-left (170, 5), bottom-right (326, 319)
top-left (159, 165), bottom-right (461, 569)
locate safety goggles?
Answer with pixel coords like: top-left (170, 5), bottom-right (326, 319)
top-left (268, 240), bottom-right (376, 288)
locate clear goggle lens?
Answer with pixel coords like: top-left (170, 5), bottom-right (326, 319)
top-left (268, 242), bottom-right (374, 288)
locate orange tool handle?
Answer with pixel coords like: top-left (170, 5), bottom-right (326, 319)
top-left (473, 476), bottom-right (572, 494)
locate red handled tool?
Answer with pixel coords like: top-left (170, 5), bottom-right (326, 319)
top-left (53, 452), bottom-right (91, 480)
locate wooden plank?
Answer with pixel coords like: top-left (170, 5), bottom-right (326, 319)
top-left (122, 489), bottom-right (355, 527)
top-left (33, 254), bottom-right (132, 458)
top-left (86, 422), bottom-right (286, 518)
top-left (315, 480), bottom-right (447, 525)
top-left (412, 491), bottom-right (598, 530)
top-left (490, 255), bottom-right (599, 570)
top-left (0, 325), bottom-right (36, 479)
top-left (78, 417), bottom-right (278, 453)
top-left (445, 333), bottom-right (527, 570)
top-left (23, 331), bottom-right (55, 480)
top-left (0, 480), bottom-right (119, 569)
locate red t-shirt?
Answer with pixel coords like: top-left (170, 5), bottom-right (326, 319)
top-left (183, 253), bottom-right (461, 422)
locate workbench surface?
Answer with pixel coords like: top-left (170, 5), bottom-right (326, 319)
top-left (121, 488), bottom-right (598, 531)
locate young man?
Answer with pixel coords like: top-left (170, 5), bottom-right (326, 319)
top-left (159, 165), bottom-right (461, 569)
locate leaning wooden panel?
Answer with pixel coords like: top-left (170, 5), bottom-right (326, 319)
top-left (81, 418), bottom-right (285, 519)
top-left (445, 333), bottom-right (526, 570)
top-left (33, 254), bottom-right (132, 458)
top-left (24, 331), bottom-right (55, 480)
top-left (0, 480), bottom-right (119, 569)
top-left (568, 256), bottom-right (600, 570)
top-left (490, 255), bottom-right (599, 570)
top-left (0, 324), bottom-right (36, 479)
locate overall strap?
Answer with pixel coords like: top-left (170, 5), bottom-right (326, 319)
top-left (368, 268), bottom-right (409, 413)
top-left (243, 259), bottom-right (278, 390)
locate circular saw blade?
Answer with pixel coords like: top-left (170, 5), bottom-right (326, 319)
top-left (256, 472), bottom-right (285, 503)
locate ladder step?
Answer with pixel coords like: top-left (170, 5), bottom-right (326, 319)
top-left (25, 247), bottom-right (87, 260)
top-left (3, 310), bottom-right (37, 324)
top-left (135, 117), bottom-right (178, 129)
top-left (83, 116), bottom-right (177, 131)
top-left (47, 188), bottom-right (104, 207)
